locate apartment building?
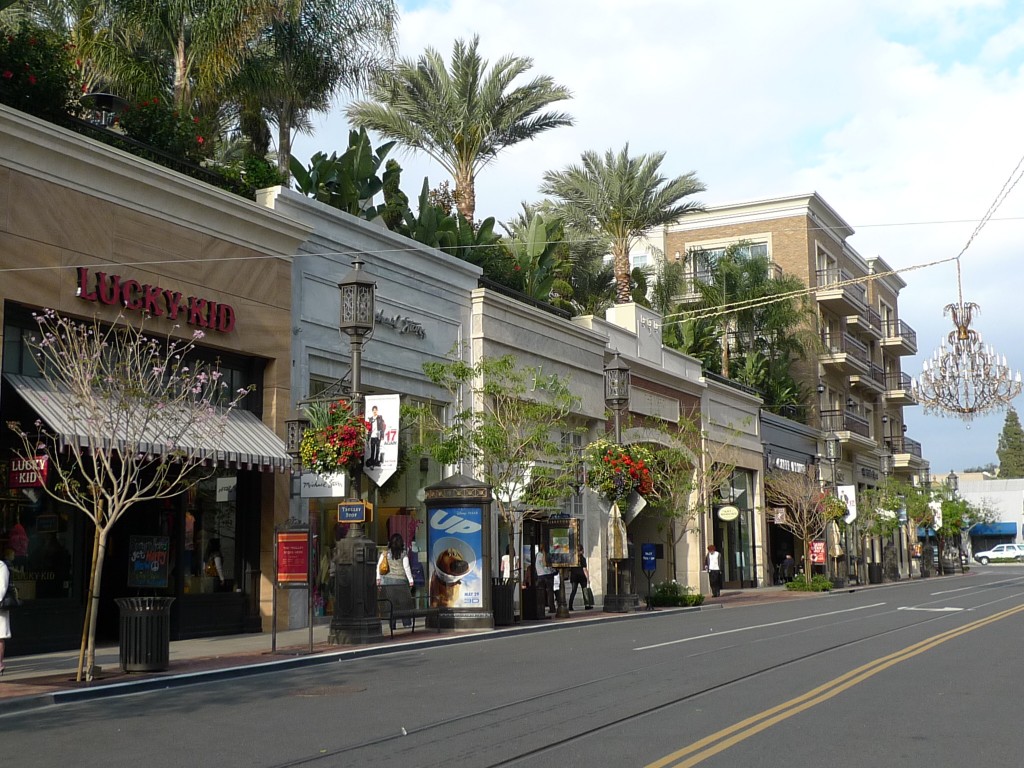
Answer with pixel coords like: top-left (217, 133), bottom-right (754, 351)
top-left (649, 192), bottom-right (929, 581)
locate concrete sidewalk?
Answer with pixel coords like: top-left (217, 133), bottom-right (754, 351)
top-left (0, 584), bottom-right (817, 713)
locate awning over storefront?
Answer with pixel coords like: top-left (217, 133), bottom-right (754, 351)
top-left (5, 373), bottom-right (290, 471)
top-left (970, 522), bottom-right (1017, 537)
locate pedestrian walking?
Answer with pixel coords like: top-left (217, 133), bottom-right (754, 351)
top-left (568, 545), bottom-right (593, 610)
top-left (705, 544), bottom-right (723, 597)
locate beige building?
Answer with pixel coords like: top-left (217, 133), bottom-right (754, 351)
top-left (649, 192), bottom-right (929, 581)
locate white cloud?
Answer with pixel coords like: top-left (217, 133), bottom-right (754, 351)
top-left (293, 0), bottom-right (1024, 472)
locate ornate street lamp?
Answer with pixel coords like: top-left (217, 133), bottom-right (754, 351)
top-left (947, 470), bottom-right (959, 495)
top-left (603, 351), bottom-right (633, 613)
top-left (603, 352), bottom-right (631, 445)
top-left (329, 259), bottom-right (380, 645)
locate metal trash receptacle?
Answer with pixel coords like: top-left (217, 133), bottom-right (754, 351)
top-left (492, 578), bottom-right (514, 626)
top-left (868, 563), bottom-right (883, 584)
top-left (116, 597), bottom-right (175, 673)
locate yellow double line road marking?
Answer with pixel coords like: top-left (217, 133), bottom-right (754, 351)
top-left (646, 602), bottom-right (1024, 768)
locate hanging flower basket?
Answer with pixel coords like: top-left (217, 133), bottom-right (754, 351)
top-left (584, 439), bottom-right (655, 503)
top-left (299, 399), bottom-right (367, 476)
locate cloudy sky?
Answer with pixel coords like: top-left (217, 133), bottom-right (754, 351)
top-left (292, 0), bottom-right (1024, 475)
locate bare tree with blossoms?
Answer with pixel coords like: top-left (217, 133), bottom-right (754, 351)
top-left (6, 310), bottom-right (249, 681)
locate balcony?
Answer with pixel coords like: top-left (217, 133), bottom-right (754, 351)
top-left (816, 267), bottom-right (868, 316)
top-left (821, 408), bottom-right (871, 440)
top-left (884, 371), bottom-right (917, 406)
top-left (677, 268), bottom-right (712, 303)
top-left (819, 331), bottom-right (869, 375)
top-left (885, 437), bottom-right (924, 472)
top-left (850, 362), bottom-right (886, 395)
top-left (846, 305), bottom-right (883, 341)
top-left (882, 319), bottom-right (918, 356)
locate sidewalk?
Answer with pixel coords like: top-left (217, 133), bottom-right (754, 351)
top-left (0, 584), bottom-right (817, 713)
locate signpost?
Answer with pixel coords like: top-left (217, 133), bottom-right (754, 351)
top-left (641, 543), bottom-right (656, 610)
top-left (272, 522), bottom-right (312, 654)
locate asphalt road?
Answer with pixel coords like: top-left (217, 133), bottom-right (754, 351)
top-left (6, 569), bottom-right (1024, 768)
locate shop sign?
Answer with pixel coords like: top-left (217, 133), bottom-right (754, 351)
top-left (8, 456), bottom-right (48, 488)
top-left (301, 471), bottom-right (347, 498)
top-left (76, 267), bottom-right (236, 333)
top-left (375, 309), bottom-right (425, 339)
top-left (641, 543), bottom-right (657, 574)
top-left (772, 456), bottom-right (807, 474)
top-left (717, 505), bottom-right (740, 522)
top-left (810, 539), bottom-right (826, 564)
top-left (338, 500), bottom-right (371, 523)
top-left (275, 530), bottom-right (310, 587)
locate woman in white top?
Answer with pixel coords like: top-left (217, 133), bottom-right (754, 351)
top-left (377, 533), bottom-right (414, 589)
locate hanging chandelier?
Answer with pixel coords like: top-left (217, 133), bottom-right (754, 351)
top-left (913, 260), bottom-right (1022, 419)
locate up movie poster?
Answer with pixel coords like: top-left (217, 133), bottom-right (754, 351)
top-left (427, 506), bottom-right (483, 609)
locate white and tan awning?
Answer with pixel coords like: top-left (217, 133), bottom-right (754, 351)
top-left (5, 373), bottom-right (290, 471)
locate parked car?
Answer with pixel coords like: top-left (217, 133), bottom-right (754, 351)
top-left (973, 543), bottom-right (1024, 565)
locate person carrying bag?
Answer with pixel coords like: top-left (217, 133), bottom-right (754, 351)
top-left (568, 545), bottom-right (593, 610)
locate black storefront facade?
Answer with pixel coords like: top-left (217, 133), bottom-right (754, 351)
top-left (761, 410), bottom-right (821, 583)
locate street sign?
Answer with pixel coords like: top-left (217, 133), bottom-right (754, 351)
top-left (338, 500), bottom-right (371, 523)
top-left (641, 543), bottom-right (657, 573)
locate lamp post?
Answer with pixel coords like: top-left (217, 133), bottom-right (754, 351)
top-left (329, 259), bottom-right (381, 645)
top-left (880, 449), bottom-right (895, 580)
top-left (603, 352), bottom-right (633, 612)
top-left (824, 432), bottom-right (840, 581)
top-left (947, 470), bottom-right (960, 574)
top-left (604, 352), bottom-right (631, 444)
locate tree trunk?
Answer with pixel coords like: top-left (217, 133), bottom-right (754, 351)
top-left (277, 105), bottom-right (294, 177)
top-left (455, 168), bottom-right (475, 222)
top-left (75, 526), bottom-right (101, 682)
top-left (83, 528), bottom-right (110, 682)
top-left (174, 26), bottom-right (188, 112)
top-left (613, 246), bottom-right (631, 304)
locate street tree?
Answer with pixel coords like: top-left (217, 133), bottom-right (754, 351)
top-left (542, 144), bottom-right (705, 305)
top-left (764, 467), bottom-right (845, 584)
top-left (410, 352), bottom-right (579, 620)
top-left (347, 35), bottom-right (574, 222)
top-left (6, 311), bottom-right (249, 681)
top-left (644, 416), bottom-right (740, 580)
top-left (996, 407), bottom-right (1024, 478)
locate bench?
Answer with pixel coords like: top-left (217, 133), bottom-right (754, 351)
top-left (377, 585), bottom-right (440, 637)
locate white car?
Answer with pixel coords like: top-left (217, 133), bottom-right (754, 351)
top-left (973, 543), bottom-right (1024, 565)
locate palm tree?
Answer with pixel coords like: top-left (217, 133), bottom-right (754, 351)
top-left (105, 0), bottom-right (288, 112)
top-left (346, 34), bottom-right (574, 222)
top-left (239, 0), bottom-right (397, 175)
top-left (541, 144), bottom-right (705, 304)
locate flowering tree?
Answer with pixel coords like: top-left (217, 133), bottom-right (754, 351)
top-left (412, 353), bottom-right (579, 619)
top-left (764, 468), bottom-right (845, 585)
top-left (6, 310), bottom-right (249, 681)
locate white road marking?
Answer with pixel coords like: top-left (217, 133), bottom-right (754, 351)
top-left (897, 606), bottom-right (964, 612)
top-left (634, 603), bottom-right (887, 650)
top-left (929, 586), bottom-right (976, 595)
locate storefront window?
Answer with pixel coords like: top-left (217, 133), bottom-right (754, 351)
top-left (183, 470), bottom-right (238, 594)
top-left (0, 459), bottom-right (73, 601)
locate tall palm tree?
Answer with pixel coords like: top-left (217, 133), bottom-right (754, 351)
top-left (346, 34), bottom-right (573, 222)
top-left (542, 144), bottom-right (705, 304)
top-left (238, 0), bottom-right (397, 175)
top-left (107, 0), bottom-right (288, 111)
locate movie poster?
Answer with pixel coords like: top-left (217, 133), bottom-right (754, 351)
top-left (427, 506), bottom-right (483, 609)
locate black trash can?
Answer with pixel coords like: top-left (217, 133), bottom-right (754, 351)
top-left (116, 597), bottom-right (175, 673)
top-left (868, 563), bottom-right (883, 584)
top-left (492, 578), bottom-right (515, 626)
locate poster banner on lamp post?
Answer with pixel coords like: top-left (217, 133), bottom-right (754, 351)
top-left (364, 394), bottom-right (400, 487)
top-left (837, 484), bottom-right (858, 523)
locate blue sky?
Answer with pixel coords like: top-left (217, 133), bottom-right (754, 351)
top-left (292, 0), bottom-right (1024, 474)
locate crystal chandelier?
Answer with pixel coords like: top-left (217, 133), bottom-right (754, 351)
top-left (913, 261), bottom-right (1022, 419)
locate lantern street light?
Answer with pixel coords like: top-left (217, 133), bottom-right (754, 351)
top-left (603, 352), bottom-right (631, 445)
top-left (603, 351), bottom-right (633, 613)
top-left (329, 259), bottom-right (380, 645)
top-left (824, 433), bottom-right (841, 582)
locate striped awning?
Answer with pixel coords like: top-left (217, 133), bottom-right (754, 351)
top-left (5, 373), bottom-right (290, 471)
